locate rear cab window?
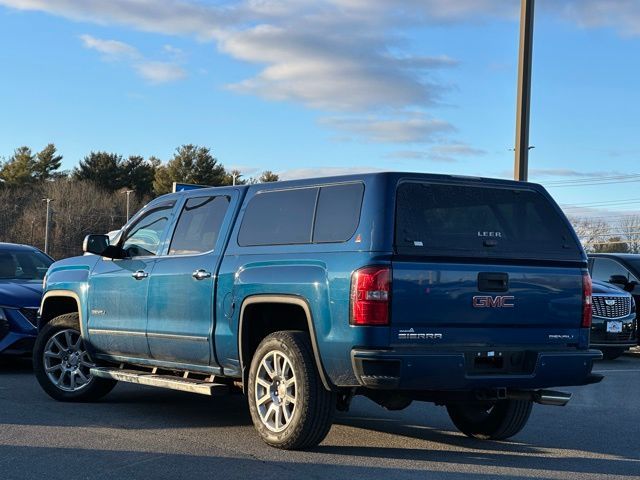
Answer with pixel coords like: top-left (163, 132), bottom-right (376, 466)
top-left (394, 181), bottom-right (582, 261)
top-left (238, 183), bottom-right (364, 247)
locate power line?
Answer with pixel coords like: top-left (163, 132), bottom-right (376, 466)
top-left (541, 173), bottom-right (640, 186)
top-left (561, 198), bottom-right (640, 209)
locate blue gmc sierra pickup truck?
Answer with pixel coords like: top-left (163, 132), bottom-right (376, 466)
top-left (33, 172), bottom-right (602, 449)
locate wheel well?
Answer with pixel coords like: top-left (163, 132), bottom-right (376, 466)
top-left (240, 302), bottom-right (310, 374)
top-left (40, 297), bottom-right (79, 326)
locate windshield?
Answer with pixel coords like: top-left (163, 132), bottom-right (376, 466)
top-left (0, 249), bottom-right (53, 281)
top-left (395, 181), bottom-right (582, 261)
top-left (620, 259), bottom-right (640, 278)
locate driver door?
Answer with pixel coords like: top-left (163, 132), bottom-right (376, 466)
top-left (87, 200), bottom-right (176, 358)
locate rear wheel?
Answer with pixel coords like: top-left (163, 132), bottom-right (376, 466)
top-left (247, 331), bottom-right (335, 450)
top-left (446, 399), bottom-right (533, 440)
top-left (33, 313), bottom-right (117, 402)
top-left (602, 347), bottom-right (625, 360)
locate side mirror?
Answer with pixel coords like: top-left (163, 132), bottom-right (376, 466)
top-left (609, 274), bottom-right (630, 287)
top-left (82, 234), bottom-right (110, 256)
top-left (624, 280), bottom-right (638, 292)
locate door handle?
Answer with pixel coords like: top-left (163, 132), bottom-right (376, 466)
top-left (132, 270), bottom-right (149, 280)
top-left (192, 269), bottom-right (212, 280)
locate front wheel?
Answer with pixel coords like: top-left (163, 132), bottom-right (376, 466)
top-left (33, 313), bottom-right (117, 402)
top-left (446, 399), bottom-right (533, 440)
top-left (247, 331), bottom-right (335, 450)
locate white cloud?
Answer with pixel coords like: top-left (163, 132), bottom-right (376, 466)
top-left (552, 0), bottom-right (640, 37)
top-left (385, 143), bottom-right (486, 162)
top-left (427, 143), bottom-right (487, 162)
top-left (0, 0), bottom-right (232, 38)
top-left (3, 0), bottom-right (638, 143)
top-left (79, 34), bottom-right (139, 60)
top-left (529, 168), bottom-right (626, 178)
top-left (278, 166), bottom-right (383, 180)
top-left (321, 113), bottom-right (455, 143)
top-left (134, 61), bottom-right (186, 84)
top-left (0, 0), bottom-right (460, 141)
top-left (220, 24), bottom-right (455, 111)
top-left (79, 34), bottom-right (185, 84)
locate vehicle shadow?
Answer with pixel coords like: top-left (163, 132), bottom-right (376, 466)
top-left (0, 445), bottom-right (558, 480)
top-left (324, 409), bottom-right (640, 477)
top-left (0, 356), bottom-right (33, 373)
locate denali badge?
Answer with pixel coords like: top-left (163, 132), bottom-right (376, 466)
top-left (472, 295), bottom-right (515, 308)
top-left (605, 299), bottom-right (616, 306)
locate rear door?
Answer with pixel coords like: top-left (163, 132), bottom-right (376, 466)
top-left (391, 180), bottom-right (586, 348)
top-left (146, 191), bottom-right (237, 366)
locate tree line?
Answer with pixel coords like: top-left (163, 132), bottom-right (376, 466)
top-left (569, 215), bottom-right (640, 253)
top-left (0, 143), bottom-right (279, 259)
top-left (0, 143), bottom-right (279, 195)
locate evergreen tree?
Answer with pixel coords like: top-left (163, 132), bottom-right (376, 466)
top-left (73, 151), bottom-right (124, 191)
top-left (33, 143), bottom-right (63, 181)
top-left (153, 145), bottom-right (226, 195)
top-left (259, 170), bottom-right (279, 183)
top-left (122, 155), bottom-right (156, 197)
top-left (0, 146), bottom-right (35, 185)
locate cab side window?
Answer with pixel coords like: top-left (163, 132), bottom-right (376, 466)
top-left (591, 258), bottom-right (633, 286)
top-left (169, 196), bottom-right (230, 255)
top-left (122, 205), bottom-right (174, 257)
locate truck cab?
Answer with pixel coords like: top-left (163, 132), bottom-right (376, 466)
top-left (34, 172), bottom-right (602, 449)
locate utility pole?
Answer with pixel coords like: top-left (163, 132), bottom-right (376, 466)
top-left (124, 190), bottom-right (134, 221)
top-left (514, 0), bottom-right (535, 181)
top-left (42, 198), bottom-right (52, 255)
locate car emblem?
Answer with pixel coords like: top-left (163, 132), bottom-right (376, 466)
top-left (605, 299), bottom-right (616, 306)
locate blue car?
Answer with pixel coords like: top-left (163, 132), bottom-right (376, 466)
top-left (0, 243), bottom-right (53, 356)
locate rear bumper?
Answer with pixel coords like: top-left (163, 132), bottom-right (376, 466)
top-left (591, 342), bottom-right (636, 348)
top-left (351, 348), bottom-right (603, 391)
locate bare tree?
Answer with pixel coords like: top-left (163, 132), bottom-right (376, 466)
top-left (0, 179), bottom-right (146, 259)
top-left (569, 217), bottom-right (612, 253)
top-left (618, 215), bottom-right (640, 253)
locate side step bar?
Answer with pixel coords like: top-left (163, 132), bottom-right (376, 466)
top-left (90, 366), bottom-right (228, 396)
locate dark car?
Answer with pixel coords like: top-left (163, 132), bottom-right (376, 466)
top-left (590, 280), bottom-right (637, 359)
top-left (589, 253), bottom-right (640, 347)
top-left (0, 243), bottom-right (53, 356)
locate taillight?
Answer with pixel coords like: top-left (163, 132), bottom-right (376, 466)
top-left (350, 266), bottom-right (391, 326)
top-left (582, 272), bottom-right (592, 328)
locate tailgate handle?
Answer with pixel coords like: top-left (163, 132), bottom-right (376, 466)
top-left (478, 272), bottom-right (509, 292)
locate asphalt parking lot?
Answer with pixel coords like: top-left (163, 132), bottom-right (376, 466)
top-left (1, 352), bottom-right (639, 480)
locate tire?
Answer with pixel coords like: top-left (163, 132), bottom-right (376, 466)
top-left (446, 399), bottom-right (533, 440)
top-left (33, 313), bottom-right (117, 402)
top-left (247, 331), bottom-right (335, 450)
top-left (602, 348), bottom-right (625, 360)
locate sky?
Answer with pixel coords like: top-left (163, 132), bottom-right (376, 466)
top-left (0, 0), bottom-right (639, 219)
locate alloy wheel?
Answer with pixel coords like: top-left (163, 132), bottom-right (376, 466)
top-left (43, 328), bottom-right (94, 392)
top-left (255, 350), bottom-right (297, 433)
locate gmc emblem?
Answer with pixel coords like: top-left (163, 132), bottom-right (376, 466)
top-left (472, 295), bottom-right (515, 308)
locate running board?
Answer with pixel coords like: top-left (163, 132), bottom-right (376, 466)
top-left (90, 367), bottom-right (228, 396)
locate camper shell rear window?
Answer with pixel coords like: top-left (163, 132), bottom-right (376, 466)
top-left (394, 181), bottom-right (582, 261)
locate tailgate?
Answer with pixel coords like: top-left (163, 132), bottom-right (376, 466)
top-left (391, 261), bottom-right (584, 347)
top-left (390, 178), bottom-right (587, 349)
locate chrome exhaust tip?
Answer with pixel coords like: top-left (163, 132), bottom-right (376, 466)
top-left (533, 390), bottom-right (572, 406)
